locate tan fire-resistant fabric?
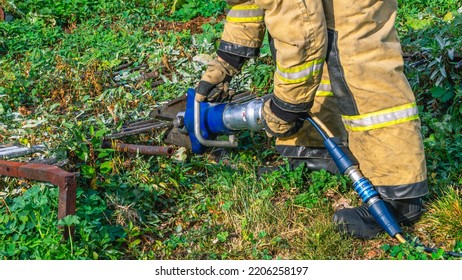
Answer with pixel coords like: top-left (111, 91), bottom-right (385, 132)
top-left (323, 0), bottom-right (417, 112)
top-left (322, 0), bottom-right (427, 189)
top-left (223, 0), bottom-right (326, 110)
top-left (254, 0), bottom-right (327, 111)
top-left (222, 1), bottom-right (266, 54)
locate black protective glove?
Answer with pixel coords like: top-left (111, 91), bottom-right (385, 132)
top-left (195, 57), bottom-right (239, 103)
top-left (261, 97), bottom-right (307, 138)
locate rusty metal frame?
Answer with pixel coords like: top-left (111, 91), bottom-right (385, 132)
top-left (0, 160), bottom-right (77, 239)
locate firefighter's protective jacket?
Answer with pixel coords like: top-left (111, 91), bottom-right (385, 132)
top-left (217, 0), bottom-right (428, 200)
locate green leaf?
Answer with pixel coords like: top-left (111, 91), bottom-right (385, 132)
top-left (407, 18), bottom-right (433, 30)
top-left (172, 0), bottom-right (186, 12)
top-left (81, 165), bottom-right (96, 178)
top-left (222, 201), bottom-right (233, 211)
top-left (19, 216), bottom-right (29, 223)
top-left (58, 215), bottom-right (80, 227)
top-left (217, 231), bottom-right (229, 242)
top-left (62, 122), bottom-right (74, 129)
top-left (431, 248), bottom-right (445, 259)
top-left (130, 239), bottom-right (141, 247)
top-left (416, 246), bottom-right (425, 253)
top-left (390, 245), bottom-right (402, 256)
top-left (82, 95), bottom-right (91, 102)
top-left (95, 128), bottom-right (108, 138)
top-left (381, 244), bottom-right (391, 252)
top-left (96, 148), bottom-right (114, 159)
top-left (431, 86), bottom-right (453, 103)
top-left (75, 147), bottom-right (89, 161)
top-left (99, 161), bottom-right (112, 174)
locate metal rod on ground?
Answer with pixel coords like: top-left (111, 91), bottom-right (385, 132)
top-left (104, 122), bottom-right (172, 139)
top-left (103, 142), bottom-right (175, 156)
top-left (0, 144), bottom-right (46, 159)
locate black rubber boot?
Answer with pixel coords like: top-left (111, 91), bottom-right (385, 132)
top-left (257, 148), bottom-right (341, 177)
top-left (256, 159), bottom-right (303, 177)
top-left (291, 158), bottom-right (339, 174)
top-left (332, 197), bottom-right (423, 239)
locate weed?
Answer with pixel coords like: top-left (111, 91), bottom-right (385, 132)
top-left (0, 184), bottom-right (97, 259)
top-left (170, 0), bottom-right (226, 22)
top-left (417, 187), bottom-right (462, 243)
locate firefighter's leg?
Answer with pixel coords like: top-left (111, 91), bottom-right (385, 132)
top-left (323, 0), bottom-right (428, 238)
top-left (261, 4), bottom-right (346, 174)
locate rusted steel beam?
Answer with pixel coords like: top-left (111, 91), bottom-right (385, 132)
top-left (103, 141), bottom-right (174, 156)
top-left (0, 160), bottom-right (77, 239)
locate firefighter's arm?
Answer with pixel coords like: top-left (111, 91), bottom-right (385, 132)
top-left (256, 0), bottom-right (326, 137)
top-left (196, 1), bottom-right (266, 102)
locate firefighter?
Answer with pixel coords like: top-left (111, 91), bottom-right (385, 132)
top-left (196, 0), bottom-right (428, 239)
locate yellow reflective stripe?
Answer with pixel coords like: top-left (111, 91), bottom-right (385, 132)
top-left (277, 58), bottom-right (324, 73)
top-left (342, 103), bottom-right (417, 121)
top-left (316, 80), bottom-right (333, 96)
top-left (226, 16), bottom-right (264, 23)
top-left (230, 4), bottom-right (260, 11)
top-left (315, 91), bottom-right (334, 97)
top-left (227, 5), bottom-right (264, 23)
top-left (343, 116), bottom-right (420, 131)
top-left (276, 59), bottom-right (324, 84)
top-left (341, 103), bottom-right (420, 132)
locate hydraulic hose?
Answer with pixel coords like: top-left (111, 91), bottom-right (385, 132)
top-left (306, 113), bottom-right (462, 258)
top-left (306, 114), bottom-right (402, 239)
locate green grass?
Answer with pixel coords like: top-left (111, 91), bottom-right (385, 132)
top-left (1, 0), bottom-right (462, 260)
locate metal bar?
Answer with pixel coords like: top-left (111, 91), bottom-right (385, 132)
top-left (122, 121), bottom-right (170, 132)
top-left (103, 142), bottom-right (175, 156)
top-left (0, 160), bottom-right (77, 240)
top-left (105, 122), bottom-right (172, 139)
top-left (149, 94), bottom-right (187, 120)
top-left (0, 144), bottom-right (46, 159)
top-left (125, 119), bottom-right (161, 127)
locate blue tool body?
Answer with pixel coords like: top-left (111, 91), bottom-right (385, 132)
top-left (184, 88), bottom-right (232, 154)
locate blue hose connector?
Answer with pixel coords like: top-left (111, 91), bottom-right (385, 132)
top-left (319, 127), bottom-right (402, 238)
top-left (353, 177), bottom-right (379, 203)
top-left (353, 176), bottom-right (402, 237)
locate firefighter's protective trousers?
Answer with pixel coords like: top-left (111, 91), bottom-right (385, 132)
top-left (219, 0), bottom-right (428, 199)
